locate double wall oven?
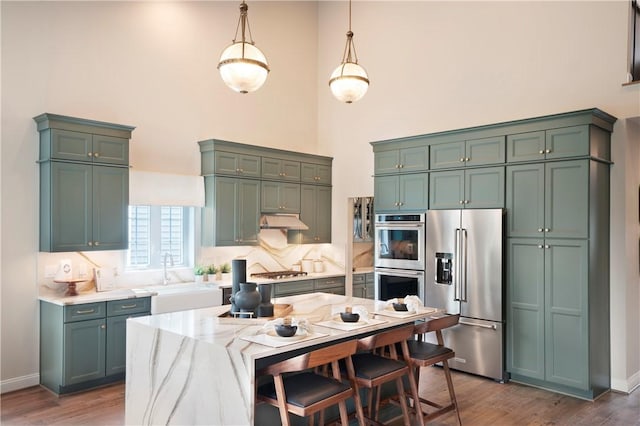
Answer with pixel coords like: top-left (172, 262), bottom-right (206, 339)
top-left (374, 213), bottom-right (425, 303)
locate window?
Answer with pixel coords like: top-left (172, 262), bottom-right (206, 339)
top-left (127, 205), bottom-right (195, 269)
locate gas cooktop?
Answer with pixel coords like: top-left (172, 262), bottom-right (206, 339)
top-left (250, 271), bottom-right (309, 280)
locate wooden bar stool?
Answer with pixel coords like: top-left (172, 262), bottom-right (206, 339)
top-left (405, 314), bottom-right (462, 425)
top-left (351, 324), bottom-right (425, 426)
top-left (257, 339), bottom-right (365, 426)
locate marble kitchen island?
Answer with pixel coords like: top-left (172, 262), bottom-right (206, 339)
top-left (125, 292), bottom-right (437, 425)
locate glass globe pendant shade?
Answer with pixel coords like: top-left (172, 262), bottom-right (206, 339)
top-left (329, 61), bottom-right (369, 103)
top-left (218, 41), bottom-right (269, 94)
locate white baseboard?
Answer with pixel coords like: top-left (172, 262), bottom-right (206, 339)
top-left (1, 373), bottom-right (39, 394)
top-left (611, 370), bottom-right (640, 394)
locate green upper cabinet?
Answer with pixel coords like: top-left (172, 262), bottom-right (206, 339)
top-left (374, 146), bottom-right (429, 174)
top-left (42, 128), bottom-right (129, 166)
top-left (507, 125), bottom-right (607, 163)
top-left (199, 140), bottom-right (332, 245)
top-left (34, 113), bottom-right (133, 252)
top-left (262, 157), bottom-right (300, 181)
top-left (430, 136), bottom-right (505, 169)
top-left (374, 174), bottom-right (428, 212)
top-left (301, 162), bottom-right (331, 185)
top-left (289, 184), bottom-right (332, 244)
top-left (202, 176), bottom-right (260, 246)
top-left (212, 151), bottom-right (261, 177)
top-left (429, 167), bottom-right (504, 209)
top-left (506, 160), bottom-right (588, 239)
top-left (261, 181), bottom-right (301, 213)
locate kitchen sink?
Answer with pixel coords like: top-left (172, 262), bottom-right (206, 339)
top-left (146, 283), bottom-right (223, 314)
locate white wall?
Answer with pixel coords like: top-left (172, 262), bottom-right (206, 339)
top-left (318, 1), bottom-right (639, 392)
top-left (1, 1), bottom-right (639, 394)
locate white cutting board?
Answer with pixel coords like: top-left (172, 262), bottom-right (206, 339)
top-left (94, 267), bottom-right (116, 292)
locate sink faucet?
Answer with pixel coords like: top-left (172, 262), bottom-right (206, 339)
top-left (163, 253), bottom-right (174, 285)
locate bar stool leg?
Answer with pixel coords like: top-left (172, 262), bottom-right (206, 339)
top-left (443, 362), bottom-right (462, 425)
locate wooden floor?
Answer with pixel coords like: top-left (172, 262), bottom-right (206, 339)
top-left (1, 367), bottom-right (638, 425)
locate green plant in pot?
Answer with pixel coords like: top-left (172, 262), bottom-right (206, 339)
top-left (194, 266), bottom-right (206, 283)
top-left (207, 264), bottom-right (219, 281)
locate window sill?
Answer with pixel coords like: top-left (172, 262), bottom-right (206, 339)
top-left (622, 80), bottom-right (640, 87)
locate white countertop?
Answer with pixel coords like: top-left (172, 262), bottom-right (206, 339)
top-left (38, 287), bottom-right (157, 306)
top-left (209, 271), bottom-right (347, 288)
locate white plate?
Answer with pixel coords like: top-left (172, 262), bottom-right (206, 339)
top-left (265, 329), bottom-right (307, 342)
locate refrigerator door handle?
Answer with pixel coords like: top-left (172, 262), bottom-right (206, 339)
top-left (454, 228), bottom-right (461, 301)
top-left (459, 318), bottom-right (498, 330)
top-left (461, 228), bottom-right (468, 302)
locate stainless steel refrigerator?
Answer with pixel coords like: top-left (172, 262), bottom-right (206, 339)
top-left (425, 208), bottom-right (507, 382)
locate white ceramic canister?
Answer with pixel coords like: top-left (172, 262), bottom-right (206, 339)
top-left (313, 260), bottom-right (325, 273)
top-left (301, 259), bottom-right (313, 273)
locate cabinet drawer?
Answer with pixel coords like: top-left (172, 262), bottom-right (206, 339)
top-left (365, 273), bottom-right (374, 283)
top-left (274, 280), bottom-right (314, 296)
top-left (107, 297), bottom-right (151, 316)
top-left (352, 274), bottom-right (366, 285)
top-left (64, 302), bottom-right (106, 323)
top-left (315, 277), bottom-right (346, 290)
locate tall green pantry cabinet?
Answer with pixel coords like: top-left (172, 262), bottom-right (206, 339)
top-left (34, 113), bottom-right (134, 252)
top-left (505, 112), bottom-right (616, 399)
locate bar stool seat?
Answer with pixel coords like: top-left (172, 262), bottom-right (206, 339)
top-left (257, 339), bottom-right (365, 426)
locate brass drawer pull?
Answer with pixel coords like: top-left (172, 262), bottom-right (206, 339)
top-left (120, 304), bottom-right (137, 309)
top-left (76, 309), bottom-right (95, 314)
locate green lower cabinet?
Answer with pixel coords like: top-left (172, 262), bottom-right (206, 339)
top-left (429, 167), bottom-right (504, 209)
top-left (374, 174), bottom-right (428, 212)
top-left (273, 277), bottom-right (345, 297)
top-left (352, 273), bottom-right (374, 299)
top-left (40, 298), bottom-right (150, 394)
top-left (64, 319), bottom-right (106, 385)
top-left (507, 237), bottom-right (596, 398)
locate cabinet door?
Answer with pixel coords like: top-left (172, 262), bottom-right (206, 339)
top-left (92, 135), bottom-right (129, 165)
top-left (507, 238), bottom-right (545, 380)
top-left (213, 178), bottom-right (239, 246)
top-left (398, 174), bottom-right (428, 211)
top-left (465, 136), bottom-right (505, 166)
top-left (105, 312), bottom-right (147, 376)
top-left (430, 141), bottom-right (465, 169)
top-left (374, 175), bottom-right (399, 212)
top-left (374, 150), bottom-right (400, 174)
top-left (353, 283), bottom-right (365, 298)
top-left (92, 166), bottom-right (128, 250)
top-left (261, 157), bottom-right (283, 180)
top-left (545, 160), bottom-right (588, 239)
top-left (545, 126), bottom-right (589, 159)
top-left (49, 162), bottom-right (92, 252)
top-left (314, 186), bottom-right (332, 243)
top-left (429, 170), bottom-right (463, 209)
top-left (507, 131), bottom-right (545, 163)
top-left (281, 160), bottom-right (301, 181)
top-left (506, 163), bottom-right (545, 237)
top-left (51, 129), bottom-right (92, 162)
top-left (63, 319), bottom-right (106, 385)
top-left (261, 182), bottom-right (300, 213)
top-left (544, 239), bottom-right (588, 389)
top-left (215, 152), bottom-right (260, 177)
top-left (296, 185), bottom-right (318, 244)
top-left (237, 179), bottom-right (261, 244)
top-left (464, 167), bottom-right (504, 208)
top-left (301, 163), bottom-right (331, 184)
top-left (399, 146), bottom-right (429, 173)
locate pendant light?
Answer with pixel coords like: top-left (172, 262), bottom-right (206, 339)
top-left (329, 0), bottom-right (369, 103)
top-left (218, 1), bottom-right (269, 94)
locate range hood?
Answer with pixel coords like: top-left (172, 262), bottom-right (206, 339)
top-left (259, 214), bottom-right (309, 230)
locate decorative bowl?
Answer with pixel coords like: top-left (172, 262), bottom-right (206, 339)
top-left (392, 303), bottom-right (409, 311)
top-left (274, 324), bottom-right (298, 337)
top-left (340, 312), bottom-right (360, 323)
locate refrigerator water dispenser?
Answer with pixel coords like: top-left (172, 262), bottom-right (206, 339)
top-left (435, 252), bottom-right (453, 285)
